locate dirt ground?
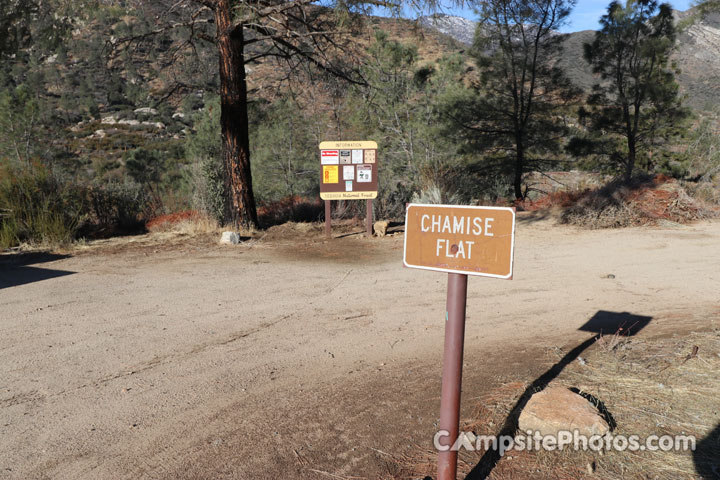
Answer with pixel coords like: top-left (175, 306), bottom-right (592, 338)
top-left (1, 217), bottom-right (719, 480)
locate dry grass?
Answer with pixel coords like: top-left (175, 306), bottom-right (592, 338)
top-left (65, 211), bottom-right (227, 254)
top-left (168, 216), bottom-right (221, 235)
top-left (146, 211), bottom-right (221, 235)
top-left (689, 177), bottom-right (720, 206)
top-left (556, 176), bottom-right (718, 229)
top-left (387, 327), bottom-right (720, 480)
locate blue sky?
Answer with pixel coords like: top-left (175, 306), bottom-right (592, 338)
top-left (423, 0), bottom-right (695, 32)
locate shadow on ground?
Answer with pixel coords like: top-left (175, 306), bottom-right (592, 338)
top-left (516, 210), bottom-right (556, 225)
top-left (0, 252), bottom-right (74, 289)
top-left (694, 423), bottom-right (720, 479)
top-left (0, 252), bottom-right (70, 266)
top-left (463, 310), bottom-right (652, 480)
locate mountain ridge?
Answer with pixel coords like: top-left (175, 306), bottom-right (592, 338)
top-left (418, 9), bottom-right (720, 111)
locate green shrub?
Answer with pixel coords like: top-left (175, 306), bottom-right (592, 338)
top-left (0, 165), bottom-right (148, 249)
top-left (86, 181), bottom-right (145, 235)
top-left (0, 216), bottom-right (18, 249)
top-left (685, 118), bottom-right (720, 181)
top-left (186, 95), bottom-right (225, 223)
top-left (0, 165), bottom-right (83, 248)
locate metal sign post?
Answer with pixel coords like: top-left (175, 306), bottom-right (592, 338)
top-left (366, 199), bottom-right (373, 237)
top-left (325, 200), bottom-right (331, 238)
top-left (438, 272), bottom-right (468, 480)
top-left (403, 204), bottom-right (516, 480)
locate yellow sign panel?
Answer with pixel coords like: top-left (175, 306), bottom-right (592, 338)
top-left (319, 141), bottom-right (378, 150)
top-left (320, 191), bottom-right (378, 200)
top-left (404, 204), bottom-right (515, 279)
top-left (322, 165), bottom-right (338, 184)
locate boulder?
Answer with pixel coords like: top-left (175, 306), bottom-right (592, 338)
top-left (220, 232), bottom-right (240, 245)
top-left (518, 386), bottom-right (609, 437)
top-left (141, 121), bottom-right (165, 129)
top-left (373, 220), bottom-right (390, 237)
top-left (134, 107), bottom-right (158, 115)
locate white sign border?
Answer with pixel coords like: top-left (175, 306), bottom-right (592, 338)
top-left (402, 203), bottom-right (516, 279)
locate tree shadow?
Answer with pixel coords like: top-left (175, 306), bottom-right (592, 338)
top-left (0, 252), bottom-right (74, 289)
top-left (258, 198), bottom-right (324, 228)
top-left (694, 423), bottom-right (720, 479)
top-left (334, 230), bottom-right (368, 239)
top-left (0, 252), bottom-right (71, 267)
top-left (464, 310), bottom-right (652, 480)
top-left (516, 210), bottom-right (555, 225)
top-left (387, 221), bottom-right (405, 234)
top-left (334, 221), bottom-right (405, 239)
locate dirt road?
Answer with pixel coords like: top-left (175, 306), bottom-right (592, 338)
top-left (1, 218), bottom-right (718, 479)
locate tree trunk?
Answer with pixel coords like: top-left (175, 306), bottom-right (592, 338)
top-left (514, 135), bottom-right (524, 201)
top-left (215, 1), bottom-right (259, 229)
top-left (626, 134), bottom-right (636, 182)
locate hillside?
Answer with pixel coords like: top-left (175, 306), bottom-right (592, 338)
top-left (419, 8), bottom-right (720, 111)
top-left (15, 10), bottom-right (465, 187)
top-left (11, 5), bottom-right (715, 188)
top-left (674, 9), bottom-right (720, 110)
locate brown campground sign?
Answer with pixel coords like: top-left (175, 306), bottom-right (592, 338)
top-left (403, 204), bottom-right (516, 279)
top-left (319, 141), bottom-right (378, 200)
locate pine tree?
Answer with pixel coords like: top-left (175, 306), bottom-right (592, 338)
top-left (352, 32), bottom-right (466, 206)
top-left (572, 0), bottom-right (690, 180)
top-left (445, 0), bottom-right (580, 201)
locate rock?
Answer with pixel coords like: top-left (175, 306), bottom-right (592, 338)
top-left (141, 121), bottom-right (165, 129)
top-left (92, 129), bottom-right (106, 138)
top-left (134, 107), bottom-right (158, 115)
top-left (373, 220), bottom-right (390, 237)
top-left (101, 115), bottom-right (117, 125)
top-left (172, 112), bottom-right (186, 120)
top-left (657, 219), bottom-right (681, 228)
top-left (518, 386), bottom-right (609, 437)
top-left (220, 231), bottom-right (240, 245)
top-left (118, 119), bottom-right (140, 126)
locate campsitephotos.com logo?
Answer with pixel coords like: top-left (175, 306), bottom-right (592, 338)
top-left (434, 430), bottom-right (696, 456)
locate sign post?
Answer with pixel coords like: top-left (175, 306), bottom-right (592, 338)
top-left (319, 141), bottom-right (378, 238)
top-left (403, 204), bottom-right (516, 480)
top-left (325, 200), bottom-right (331, 238)
top-left (438, 272), bottom-right (468, 480)
top-left (366, 199), bottom-right (373, 237)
